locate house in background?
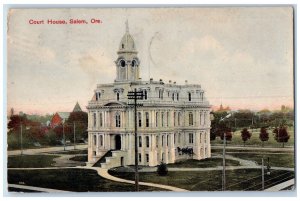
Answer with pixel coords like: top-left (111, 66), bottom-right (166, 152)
top-left (50, 102), bottom-right (82, 128)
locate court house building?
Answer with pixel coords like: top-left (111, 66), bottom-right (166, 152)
top-left (87, 23), bottom-right (211, 168)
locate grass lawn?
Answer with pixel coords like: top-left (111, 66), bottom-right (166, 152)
top-left (227, 152), bottom-right (294, 168)
top-left (69, 155), bottom-right (88, 162)
top-left (8, 169), bottom-right (165, 192)
top-left (168, 158), bottom-right (240, 168)
top-left (211, 128), bottom-right (294, 147)
top-left (109, 169), bottom-right (294, 191)
top-left (8, 155), bottom-right (59, 168)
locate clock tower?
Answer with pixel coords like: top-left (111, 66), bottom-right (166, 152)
top-left (115, 20), bottom-right (140, 82)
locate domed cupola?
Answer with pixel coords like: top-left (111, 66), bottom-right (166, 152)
top-left (115, 20), bottom-right (140, 82)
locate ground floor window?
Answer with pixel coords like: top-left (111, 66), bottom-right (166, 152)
top-left (93, 135), bottom-right (97, 146)
top-left (146, 154), bottom-right (149, 163)
top-left (138, 153), bottom-right (142, 163)
top-left (139, 136), bottom-right (142, 147)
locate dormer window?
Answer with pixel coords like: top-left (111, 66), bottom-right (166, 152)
top-left (96, 92), bottom-right (101, 101)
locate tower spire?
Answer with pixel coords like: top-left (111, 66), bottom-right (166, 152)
top-left (126, 19), bottom-right (129, 33)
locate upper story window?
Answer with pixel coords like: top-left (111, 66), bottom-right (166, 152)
top-left (145, 112), bottom-right (149, 127)
top-left (167, 112), bottom-right (169, 127)
top-left (161, 112), bottom-right (164, 127)
top-left (115, 112), bottom-right (121, 127)
top-left (100, 113), bottom-right (103, 127)
top-left (155, 112), bottom-right (158, 127)
top-left (146, 136), bottom-right (150, 148)
top-left (156, 135), bottom-right (159, 147)
top-left (172, 93), bottom-right (175, 101)
top-left (93, 135), bottom-right (97, 146)
top-left (100, 135), bottom-right (103, 146)
top-left (93, 113), bottom-right (97, 127)
top-left (188, 92), bottom-right (192, 101)
top-left (139, 136), bottom-right (142, 147)
top-left (95, 92), bottom-right (101, 101)
top-left (117, 93), bottom-right (120, 101)
top-left (178, 112), bottom-right (181, 126)
top-left (158, 89), bottom-right (163, 100)
top-left (177, 93), bottom-right (179, 101)
top-left (189, 112), bottom-right (193, 126)
top-left (120, 60), bottom-right (126, 67)
top-left (174, 112), bottom-right (176, 127)
top-left (131, 60), bottom-right (137, 67)
top-left (189, 133), bottom-right (194, 144)
top-left (138, 112), bottom-right (142, 127)
top-left (144, 90), bottom-right (147, 100)
top-left (122, 44), bottom-right (124, 49)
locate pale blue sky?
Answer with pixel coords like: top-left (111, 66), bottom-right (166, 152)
top-left (7, 7), bottom-right (294, 114)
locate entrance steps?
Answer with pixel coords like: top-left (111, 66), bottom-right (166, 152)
top-left (93, 150), bottom-right (127, 169)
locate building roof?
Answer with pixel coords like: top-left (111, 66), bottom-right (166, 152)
top-left (73, 102), bottom-right (82, 112)
top-left (118, 20), bottom-right (136, 53)
top-left (57, 112), bottom-right (70, 120)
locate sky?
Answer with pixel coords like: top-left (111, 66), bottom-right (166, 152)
top-left (7, 7), bottom-right (294, 115)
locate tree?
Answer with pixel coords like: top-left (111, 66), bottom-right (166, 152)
top-left (66, 111), bottom-right (88, 141)
top-left (259, 127), bottom-right (269, 147)
top-left (220, 131), bottom-right (232, 145)
top-left (241, 128), bottom-right (252, 146)
top-left (157, 162), bottom-right (168, 176)
top-left (273, 127), bottom-right (290, 148)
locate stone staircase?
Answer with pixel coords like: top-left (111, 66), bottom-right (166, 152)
top-left (93, 150), bottom-right (127, 169)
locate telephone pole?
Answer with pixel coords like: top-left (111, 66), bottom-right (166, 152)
top-left (63, 122), bottom-right (66, 151)
top-left (128, 88), bottom-right (144, 192)
top-left (74, 122), bottom-right (76, 150)
top-left (262, 158), bottom-right (265, 190)
top-left (20, 123), bottom-right (23, 156)
top-left (222, 132), bottom-right (226, 191)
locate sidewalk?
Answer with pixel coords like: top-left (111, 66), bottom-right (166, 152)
top-left (211, 145), bottom-right (294, 152)
top-left (7, 144), bottom-right (88, 156)
top-left (264, 179), bottom-right (294, 191)
top-left (8, 184), bottom-right (71, 193)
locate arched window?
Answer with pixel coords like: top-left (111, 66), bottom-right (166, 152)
top-left (100, 113), bottom-right (103, 127)
top-left (145, 112), bottom-right (149, 127)
top-left (117, 93), bottom-right (120, 101)
top-left (146, 136), bottom-right (150, 148)
top-left (139, 136), bottom-right (142, 147)
top-left (131, 60), bottom-right (136, 67)
top-left (188, 92), bottom-right (191, 101)
top-left (120, 60), bottom-right (126, 67)
top-left (138, 112), bottom-right (142, 127)
top-left (115, 113), bottom-right (121, 127)
top-left (100, 135), bottom-right (103, 146)
top-left (189, 112), bottom-right (193, 126)
top-left (93, 113), bottom-right (96, 127)
top-left (167, 112), bottom-right (169, 127)
top-left (155, 112), bottom-right (158, 127)
top-left (93, 135), bottom-right (97, 146)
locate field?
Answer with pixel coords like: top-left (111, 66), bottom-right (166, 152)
top-left (8, 155), bottom-right (59, 168)
top-left (211, 128), bottom-right (294, 147)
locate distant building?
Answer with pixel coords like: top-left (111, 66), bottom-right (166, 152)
top-left (50, 102), bottom-right (82, 128)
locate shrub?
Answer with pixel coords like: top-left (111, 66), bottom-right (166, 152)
top-left (157, 162), bottom-right (168, 176)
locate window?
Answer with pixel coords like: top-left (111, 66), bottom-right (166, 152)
top-left (144, 90), bottom-right (147, 100)
top-left (177, 93), bottom-right (179, 101)
top-left (96, 92), bottom-right (101, 101)
top-left (138, 112), bottom-right (142, 127)
top-left (189, 133), bottom-right (194, 144)
top-left (200, 133), bottom-right (202, 143)
top-left (100, 113), bottom-right (103, 127)
top-left (159, 89), bottom-right (163, 100)
top-left (188, 92), bottom-right (191, 101)
top-left (120, 60), bottom-right (126, 67)
top-left (138, 153), bottom-right (142, 163)
top-left (204, 133), bottom-right (207, 143)
top-left (115, 113), bottom-right (121, 127)
top-left (178, 133), bottom-right (181, 143)
top-left (146, 154), bottom-right (149, 163)
top-left (93, 135), bottom-right (97, 146)
top-left (139, 136), bottom-right (142, 147)
top-left (162, 136), bottom-right (164, 146)
top-left (189, 112), bottom-right (193, 126)
top-left (93, 113), bottom-right (96, 127)
top-left (167, 112), bottom-right (169, 127)
top-left (174, 134), bottom-right (176, 144)
top-left (178, 112), bottom-right (181, 126)
top-left (167, 135), bottom-right (169, 146)
top-left (100, 135), bottom-right (103, 146)
top-left (174, 112), bottom-right (176, 126)
top-left (204, 112), bottom-right (206, 125)
top-left (132, 60), bottom-right (136, 67)
top-left (156, 136), bottom-right (159, 147)
top-left (161, 113), bottom-right (164, 127)
top-left (122, 44), bottom-right (124, 49)
top-left (172, 93), bottom-right (175, 101)
top-left (145, 112), bottom-right (149, 127)
top-left (117, 93), bottom-right (120, 101)
top-left (155, 112), bottom-right (158, 127)
top-left (146, 136), bottom-right (150, 148)
top-left (93, 151), bottom-right (96, 156)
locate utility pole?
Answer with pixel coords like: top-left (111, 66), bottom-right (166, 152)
top-left (262, 158), bottom-right (265, 190)
top-left (63, 122), bottom-right (66, 151)
top-left (222, 132), bottom-right (226, 191)
top-left (128, 88), bottom-right (144, 192)
top-left (74, 122), bottom-right (76, 150)
top-left (20, 123), bottom-right (23, 156)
